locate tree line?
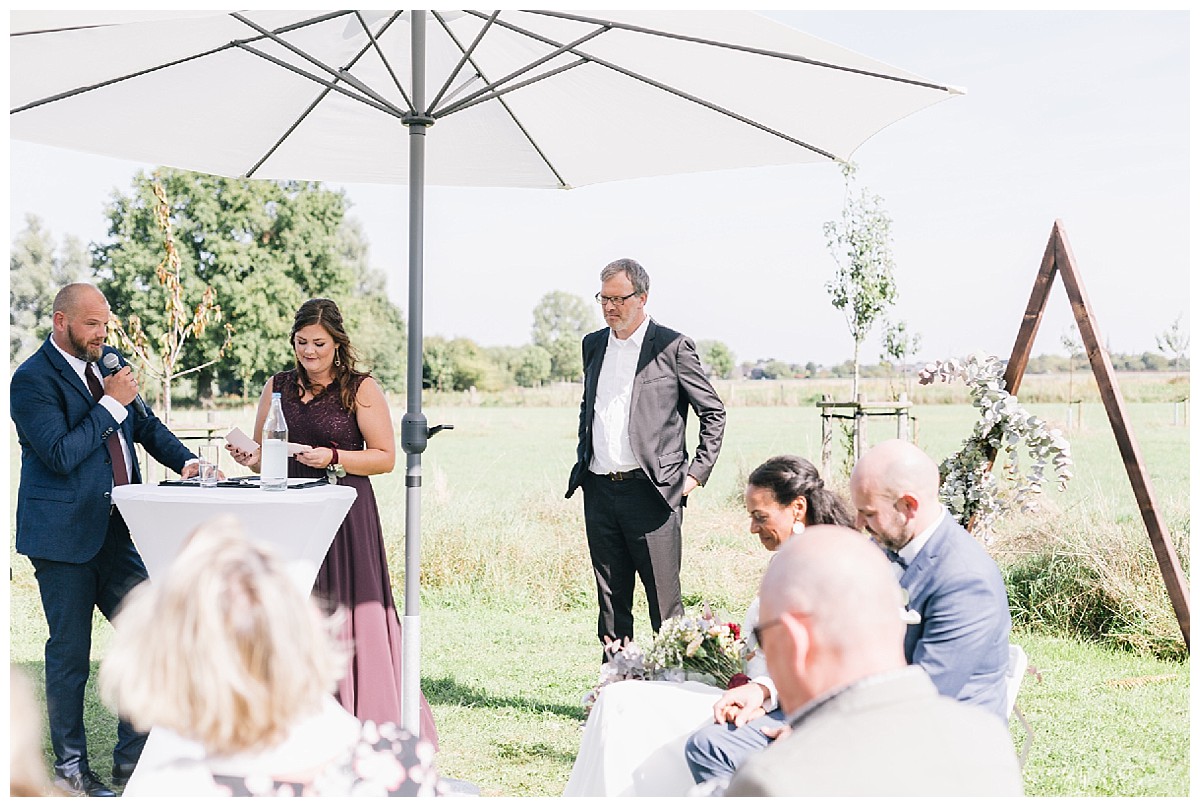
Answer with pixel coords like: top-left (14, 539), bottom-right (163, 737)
top-left (9, 168), bottom-right (1187, 405)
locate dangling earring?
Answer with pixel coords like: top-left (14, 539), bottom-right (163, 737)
top-left (335, 351), bottom-right (342, 367)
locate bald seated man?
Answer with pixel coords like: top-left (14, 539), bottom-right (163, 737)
top-left (849, 439), bottom-right (1011, 722)
top-left (725, 526), bottom-right (1023, 797)
top-left (11, 283), bottom-right (200, 796)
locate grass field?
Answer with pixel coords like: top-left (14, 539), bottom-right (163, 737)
top-left (7, 375), bottom-right (1191, 796)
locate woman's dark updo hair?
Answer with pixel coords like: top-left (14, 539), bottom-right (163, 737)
top-left (290, 298), bottom-right (366, 412)
top-left (747, 455), bottom-right (855, 528)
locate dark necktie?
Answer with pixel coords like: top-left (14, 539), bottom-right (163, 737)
top-left (85, 363), bottom-right (130, 486)
top-left (884, 547), bottom-right (908, 570)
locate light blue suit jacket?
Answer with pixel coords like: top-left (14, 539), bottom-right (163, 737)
top-left (900, 513), bottom-right (1011, 722)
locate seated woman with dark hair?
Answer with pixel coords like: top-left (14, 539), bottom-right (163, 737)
top-left (98, 516), bottom-right (444, 797)
top-left (564, 455), bottom-right (854, 797)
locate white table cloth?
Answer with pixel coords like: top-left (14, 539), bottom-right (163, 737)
top-left (112, 480), bottom-right (357, 588)
top-left (111, 480), bottom-right (357, 796)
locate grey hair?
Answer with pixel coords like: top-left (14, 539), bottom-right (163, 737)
top-left (600, 258), bottom-right (650, 295)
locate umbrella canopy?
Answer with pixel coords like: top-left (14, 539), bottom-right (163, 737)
top-left (10, 9), bottom-right (962, 737)
top-left (11, 10), bottom-right (960, 187)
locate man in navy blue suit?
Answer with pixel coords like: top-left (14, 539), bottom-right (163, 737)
top-left (11, 283), bottom-right (199, 796)
top-left (849, 439), bottom-right (1011, 722)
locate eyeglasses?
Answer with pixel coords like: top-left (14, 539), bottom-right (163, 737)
top-left (751, 618), bottom-right (782, 648)
top-left (752, 610), bottom-right (810, 647)
top-left (595, 291), bottom-right (640, 306)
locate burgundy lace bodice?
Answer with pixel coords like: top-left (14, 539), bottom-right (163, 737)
top-left (271, 370), bottom-right (365, 477)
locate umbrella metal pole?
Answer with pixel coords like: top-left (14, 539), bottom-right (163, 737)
top-left (399, 10), bottom-right (433, 739)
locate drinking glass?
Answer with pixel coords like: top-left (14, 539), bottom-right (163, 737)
top-left (199, 443), bottom-right (219, 488)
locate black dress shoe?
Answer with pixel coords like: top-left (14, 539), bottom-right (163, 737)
top-left (111, 763), bottom-right (137, 788)
top-left (55, 769), bottom-right (116, 797)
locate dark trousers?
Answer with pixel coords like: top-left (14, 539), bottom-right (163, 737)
top-left (29, 512), bottom-right (149, 777)
top-left (582, 471), bottom-right (684, 646)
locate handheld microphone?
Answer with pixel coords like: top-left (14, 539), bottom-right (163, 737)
top-left (100, 353), bottom-right (149, 418)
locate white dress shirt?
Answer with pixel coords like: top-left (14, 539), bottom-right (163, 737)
top-left (899, 505), bottom-right (947, 567)
top-left (589, 315), bottom-right (650, 475)
top-left (51, 339), bottom-right (134, 483)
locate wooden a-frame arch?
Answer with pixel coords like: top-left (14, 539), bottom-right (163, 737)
top-left (995, 220), bottom-right (1190, 650)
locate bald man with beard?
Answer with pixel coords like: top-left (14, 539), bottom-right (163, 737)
top-left (725, 526), bottom-right (1022, 797)
top-left (849, 439), bottom-right (1012, 722)
top-left (11, 283), bottom-right (199, 796)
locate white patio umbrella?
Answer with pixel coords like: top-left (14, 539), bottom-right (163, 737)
top-left (10, 9), bottom-right (962, 736)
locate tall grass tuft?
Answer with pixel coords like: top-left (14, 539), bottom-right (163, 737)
top-left (991, 497), bottom-right (1190, 661)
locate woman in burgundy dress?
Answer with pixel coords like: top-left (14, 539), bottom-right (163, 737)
top-left (226, 298), bottom-right (438, 745)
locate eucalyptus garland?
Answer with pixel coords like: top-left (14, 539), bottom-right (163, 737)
top-left (919, 353), bottom-right (1073, 538)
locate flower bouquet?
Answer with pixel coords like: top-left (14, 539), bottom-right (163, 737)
top-left (579, 606), bottom-right (746, 715)
top-left (581, 636), bottom-right (648, 715)
top-left (645, 604), bottom-right (744, 689)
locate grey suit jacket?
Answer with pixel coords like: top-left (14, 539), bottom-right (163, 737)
top-left (902, 512), bottom-right (1012, 721)
top-left (565, 318), bottom-right (725, 510)
top-left (725, 668), bottom-right (1023, 797)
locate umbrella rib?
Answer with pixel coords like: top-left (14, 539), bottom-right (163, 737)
top-left (243, 14), bottom-right (406, 178)
top-left (8, 11), bottom-right (375, 116)
top-left (352, 10), bottom-right (413, 111)
top-left (427, 10), bottom-right (499, 114)
top-left (437, 59), bottom-right (588, 118)
top-left (459, 12), bottom-right (841, 161)
top-left (10, 42), bottom-right (238, 114)
top-left (433, 13), bottom-right (570, 188)
top-left (231, 12), bottom-right (407, 118)
top-left (237, 43), bottom-right (406, 119)
top-left (431, 25), bottom-right (609, 119)
top-left (527, 9), bottom-right (959, 94)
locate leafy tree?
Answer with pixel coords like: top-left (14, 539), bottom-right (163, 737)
top-left (1139, 351), bottom-right (1169, 371)
top-left (880, 318), bottom-right (922, 399)
top-left (10, 215), bottom-right (88, 364)
top-left (94, 168), bottom-right (405, 400)
top-left (824, 163), bottom-right (898, 399)
top-left (697, 339), bottom-right (736, 379)
top-left (422, 336), bottom-right (505, 392)
top-left (512, 344), bottom-right (552, 387)
top-left (531, 290), bottom-right (598, 381)
top-left (1155, 313), bottom-right (1190, 378)
top-left (759, 359), bottom-right (795, 380)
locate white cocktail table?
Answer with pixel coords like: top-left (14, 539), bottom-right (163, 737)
top-left (113, 480), bottom-right (356, 587)
top-left (111, 480), bottom-right (357, 796)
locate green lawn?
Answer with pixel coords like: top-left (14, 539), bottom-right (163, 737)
top-left (8, 392), bottom-right (1190, 796)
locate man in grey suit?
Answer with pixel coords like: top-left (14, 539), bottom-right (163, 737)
top-left (850, 439), bottom-right (1012, 721)
top-left (566, 258), bottom-right (725, 650)
top-left (725, 526), bottom-right (1022, 797)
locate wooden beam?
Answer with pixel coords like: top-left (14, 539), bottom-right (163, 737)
top-left (1053, 221), bottom-right (1190, 649)
top-left (1003, 223), bottom-right (1060, 398)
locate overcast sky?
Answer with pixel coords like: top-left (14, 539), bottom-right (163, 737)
top-left (7, 9), bottom-right (1191, 367)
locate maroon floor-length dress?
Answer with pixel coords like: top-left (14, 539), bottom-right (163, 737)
top-left (272, 370), bottom-right (438, 747)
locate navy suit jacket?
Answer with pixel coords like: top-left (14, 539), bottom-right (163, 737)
top-left (900, 512), bottom-right (1012, 722)
top-left (565, 318), bottom-right (725, 511)
top-left (11, 338), bottom-right (195, 563)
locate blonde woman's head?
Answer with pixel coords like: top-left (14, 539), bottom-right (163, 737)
top-left (99, 516), bottom-right (345, 756)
